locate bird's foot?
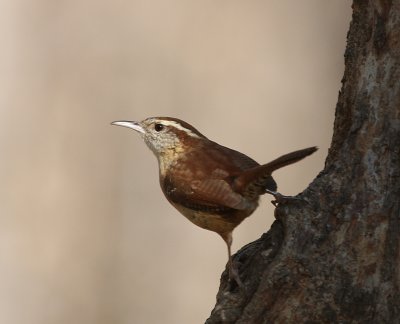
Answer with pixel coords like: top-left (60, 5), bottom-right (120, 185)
top-left (265, 189), bottom-right (303, 206)
top-left (228, 260), bottom-right (245, 291)
top-left (229, 267), bottom-right (244, 290)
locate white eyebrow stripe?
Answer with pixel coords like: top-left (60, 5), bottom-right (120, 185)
top-left (160, 120), bottom-right (201, 138)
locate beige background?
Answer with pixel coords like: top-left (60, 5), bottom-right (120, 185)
top-left (1, 1), bottom-right (351, 323)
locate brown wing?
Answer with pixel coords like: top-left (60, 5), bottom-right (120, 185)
top-left (160, 140), bottom-right (263, 212)
top-left (190, 179), bottom-right (253, 210)
top-left (162, 175), bottom-right (253, 212)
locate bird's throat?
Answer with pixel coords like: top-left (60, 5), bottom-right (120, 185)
top-left (157, 149), bottom-right (185, 176)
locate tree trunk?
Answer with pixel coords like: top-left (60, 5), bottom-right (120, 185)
top-left (207, 1), bottom-right (400, 323)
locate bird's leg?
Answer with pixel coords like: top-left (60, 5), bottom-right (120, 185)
top-left (220, 232), bottom-right (244, 289)
top-left (265, 189), bottom-right (303, 206)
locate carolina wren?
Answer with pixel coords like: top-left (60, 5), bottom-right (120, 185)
top-left (112, 117), bottom-right (317, 287)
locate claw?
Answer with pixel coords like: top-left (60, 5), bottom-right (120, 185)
top-left (265, 189), bottom-right (303, 206)
top-left (228, 260), bottom-right (244, 290)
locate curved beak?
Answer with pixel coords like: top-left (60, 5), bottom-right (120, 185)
top-left (111, 120), bottom-right (145, 134)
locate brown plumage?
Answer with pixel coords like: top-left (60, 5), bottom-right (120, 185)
top-left (112, 117), bottom-right (317, 287)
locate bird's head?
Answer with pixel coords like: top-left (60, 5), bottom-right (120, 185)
top-left (111, 117), bottom-right (207, 159)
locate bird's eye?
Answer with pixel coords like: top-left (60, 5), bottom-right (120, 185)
top-left (154, 123), bottom-right (164, 132)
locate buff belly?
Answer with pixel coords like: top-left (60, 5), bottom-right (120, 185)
top-left (171, 203), bottom-right (255, 234)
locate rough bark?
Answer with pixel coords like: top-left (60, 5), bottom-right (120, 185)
top-left (207, 1), bottom-right (400, 323)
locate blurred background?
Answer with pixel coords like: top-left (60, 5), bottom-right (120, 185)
top-left (0, 1), bottom-right (351, 323)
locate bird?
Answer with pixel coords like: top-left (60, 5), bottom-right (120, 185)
top-left (111, 117), bottom-right (317, 287)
